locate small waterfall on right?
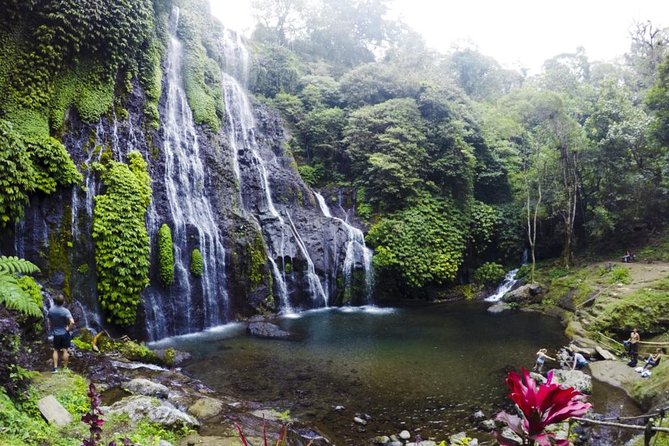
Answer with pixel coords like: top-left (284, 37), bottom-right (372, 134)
top-left (484, 269), bottom-right (520, 302)
top-left (485, 250), bottom-right (528, 303)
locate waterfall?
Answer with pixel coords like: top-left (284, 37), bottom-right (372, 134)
top-left (315, 192), bottom-right (374, 303)
top-left (485, 269), bottom-right (520, 302)
top-left (143, 7), bottom-right (229, 339)
top-left (285, 212), bottom-right (328, 306)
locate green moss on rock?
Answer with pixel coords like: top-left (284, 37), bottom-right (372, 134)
top-left (93, 151), bottom-right (152, 326)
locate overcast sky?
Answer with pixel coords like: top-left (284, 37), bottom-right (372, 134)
top-left (209, 0), bottom-right (669, 72)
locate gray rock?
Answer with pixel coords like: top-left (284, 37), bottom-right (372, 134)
top-left (503, 284), bottom-right (544, 304)
top-left (334, 405), bottom-right (345, 412)
top-left (106, 395), bottom-right (199, 427)
top-left (122, 378), bottom-right (169, 398)
top-left (487, 303), bottom-right (511, 313)
top-left (353, 416), bottom-right (367, 425)
top-left (399, 430), bottom-right (411, 440)
top-left (595, 346), bottom-right (616, 361)
top-left (373, 435), bottom-right (390, 444)
top-left (407, 442), bottom-right (436, 446)
top-left (247, 321), bottom-right (292, 339)
top-left (158, 441), bottom-right (173, 446)
top-left (188, 396), bottom-right (224, 419)
top-left (388, 442), bottom-right (402, 446)
top-left (501, 426), bottom-right (523, 444)
top-left (550, 369), bottom-right (592, 394)
top-left (479, 419), bottom-right (496, 431)
top-left (472, 410), bottom-right (486, 421)
top-left (529, 372), bottom-right (547, 384)
top-left (37, 395), bottom-right (72, 426)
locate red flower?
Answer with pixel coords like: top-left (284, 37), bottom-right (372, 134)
top-left (496, 368), bottom-right (591, 446)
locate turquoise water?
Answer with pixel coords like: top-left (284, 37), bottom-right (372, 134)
top-left (153, 302), bottom-right (579, 442)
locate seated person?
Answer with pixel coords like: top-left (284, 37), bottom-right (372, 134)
top-left (643, 348), bottom-right (663, 370)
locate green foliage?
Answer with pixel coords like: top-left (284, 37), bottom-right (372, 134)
top-left (0, 120), bottom-right (35, 226)
top-left (297, 164), bottom-right (322, 187)
top-left (190, 248), bottom-right (203, 277)
top-left (592, 277), bottom-right (669, 335)
top-left (178, 6), bottom-right (224, 131)
top-left (158, 224), bottom-right (175, 286)
top-left (247, 234), bottom-right (268, 289)
top-left (115, 340), bottom-right (160, 364)
top-left (473, 262), bottom-right (506, 285)
top-left (252, 44), bottom-right (302, 98)
top-left (469, 201), bottom-right (499, 253)
top-left (647, 55), bottom-right (669, 147)
top-left (5, 0), bottom-right (154, 111)
top-left (344, 98), bottom-right (428, 210)
top-left (0, 389), bottom-right (71, 446)
top-left (50, 62), bottom-right (115, 128)
top-left (367, 196), bottom-right (468, 289)
top-left (163, 348), bottom-right (176, 367)
top-left (608, 266), bottom-right (631, 285)
top-left (0, 256), bottom-right (43, 318)
top-left (24, 136), bottom-right (82, 194)
top-left (93, 151), bottom-right (152, 325)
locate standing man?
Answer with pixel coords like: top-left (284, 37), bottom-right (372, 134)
top-left (628, 328), bottom-right (640, 367)
top-left (47, 294), bottom-right (75, 372)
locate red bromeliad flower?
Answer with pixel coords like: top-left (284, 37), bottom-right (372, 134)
top-left (495, 368), bottom-right (592, 446)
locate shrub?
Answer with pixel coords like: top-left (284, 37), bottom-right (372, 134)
top-left (473, 262), bottom-right (506, 285)
top-left (93, 152), bottom-right (151, 325)
top-left (158, 224), bottom-right (174, 286)
top-left (190, 249), bottom-right (203, 277)
top-left (608, 265), bottom-right (631, 285)
top-left (0, 120), bottom-right (35, 227)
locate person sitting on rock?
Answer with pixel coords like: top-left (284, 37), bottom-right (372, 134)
top-left (533, 348), bottom-right (556, 373)
top-left (642, 348), bottom-right (663, 370)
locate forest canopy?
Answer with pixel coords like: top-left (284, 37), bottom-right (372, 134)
top-left (247, 0), bottom-right (669, 295)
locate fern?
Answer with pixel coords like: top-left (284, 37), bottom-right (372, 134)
top-left (0, 256), bottom-right (42, 317)
top-left (0, 256), bottom-right (41, 275)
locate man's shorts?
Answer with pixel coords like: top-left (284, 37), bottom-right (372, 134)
top-left (53, 332), bottom-right (71, 350)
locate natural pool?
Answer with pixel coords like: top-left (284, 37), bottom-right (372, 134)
top-left (151, 302), bottom-right (640, 444)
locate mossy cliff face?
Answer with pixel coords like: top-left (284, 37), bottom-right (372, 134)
top-left (2, 0), bottom-right (374, 339)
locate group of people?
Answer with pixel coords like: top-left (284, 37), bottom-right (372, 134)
top-left (532, 347), bottom-right (587, 374)
top-left (532, 328), bottom-right (664, 377)
top-left (625, 328), bottom-right (664, 377)
top-left (621, 250), bottom-right (636, 263)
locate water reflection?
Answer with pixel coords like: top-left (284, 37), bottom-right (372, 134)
top-left (153, 303), bottom-right (638, 443)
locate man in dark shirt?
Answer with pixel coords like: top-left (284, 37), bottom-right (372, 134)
top-left (46, 294), bottom-right (75, 372)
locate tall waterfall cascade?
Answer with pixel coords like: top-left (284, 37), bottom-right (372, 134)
top-left (220, 27), bottom-right (374, 310)
top-left (143, 8), bottom-right (229, 339)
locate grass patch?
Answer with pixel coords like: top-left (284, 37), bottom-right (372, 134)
top-left (592, 277), bottom-right (669, 335)
top-left (631, 361), bottom-right (669, 412)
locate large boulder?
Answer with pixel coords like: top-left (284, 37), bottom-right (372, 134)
top-left (188, 396), bottom-right (224, 419)
top-left (122, 378), bottom-right (169, 398)
top-left (503, 284), bottom-right (544, 304)
top-left (247, 321), bottom-right (292, 340)
top-left (37, 395), bottom-right (72, 426)
top-left (106, 395), bottom-right (199, 427)
top-left (549, 369), bottom-right (592, 394)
